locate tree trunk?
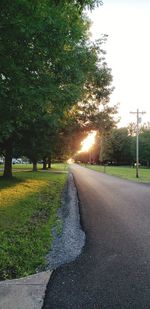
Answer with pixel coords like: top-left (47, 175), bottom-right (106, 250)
top-left (42, 157), bottom-right (47, 170)
top-left (3, 142), bottom-right (13, 178)
top-left (32, 161), bottom-right (38, 172)
top-left (48, 154), bottom-right (51, 169)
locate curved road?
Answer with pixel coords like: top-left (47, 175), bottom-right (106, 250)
top-left (43, 164), bottom-right (150, 309)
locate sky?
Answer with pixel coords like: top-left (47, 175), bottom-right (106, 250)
top-left (88, 0), bottom-right (150, 127)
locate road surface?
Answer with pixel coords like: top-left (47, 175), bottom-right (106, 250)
top-left (42, 164), bottom-right (150, 309)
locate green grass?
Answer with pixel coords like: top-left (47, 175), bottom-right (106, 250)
top-left (83, 164), bottom-right (150, 183)
top-left (11, 163), bottom-right (43, 170)
top-left (51, 163), bottom-right (68, 171)
top-left (0, 170), bottom-right (67, 280)
top-left (0, 162), bottom-right (68, 172)
top-left (0, 163), bottom-right (68, 178)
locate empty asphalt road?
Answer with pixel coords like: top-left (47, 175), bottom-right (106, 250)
top-left (43, 164), bottom-right (150, 309)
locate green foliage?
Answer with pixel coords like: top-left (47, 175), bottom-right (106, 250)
top-left (139, 129), bottom-right (150, 166)
top-left (54, 54), bottom-right (117, 159)
top-left (0, 0), bottom-right (91, 142)
top-left (100, 128), bottom-right (132, 164)
top-left (76, 0), bottom-right (103, 10)
top-left (0, 0), bottom-right (116, 177)
top-left (99, 126), bottom-right (150, 167)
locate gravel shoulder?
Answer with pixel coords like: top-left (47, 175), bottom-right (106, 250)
top-left (46, 172), bottom-right (85, 270)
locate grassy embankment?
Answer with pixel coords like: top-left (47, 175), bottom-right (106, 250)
top-left (83, 164), bottom-right (150, 183)
top-left (0, 163), bottom-right (68, 280)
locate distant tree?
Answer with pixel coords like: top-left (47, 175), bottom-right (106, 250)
top-left (100, 128), bottom-right (132, 165)
top-left (139, 129), bottom-right (150, 166)
top-left (99, 132), bottom-right (113, 162)
top-left (128, 122), bottom-right (137, 136)
top-left (128, 122), bottom-right (150, 166)
top-left (15, 114), bottom-right (58, 171)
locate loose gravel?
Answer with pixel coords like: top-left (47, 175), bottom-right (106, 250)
top-left (46, 172), bottom-right (85, 270)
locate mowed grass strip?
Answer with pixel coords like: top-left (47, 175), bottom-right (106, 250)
top-left (51, 163), bottom-right (68, 171)
top-left (11, 162), bottom-right (69, 171)
top-left (0, 171), bottom-right (67, 280)
top-left (84, 164), bottom-right (150, 183)
top-left (0, 162), bottom-right (68, 172)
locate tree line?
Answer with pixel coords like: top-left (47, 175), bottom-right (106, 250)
top-left (75, 124), bottom-right (150, 167)
top-left (0, 0), bottom-right (117, 178)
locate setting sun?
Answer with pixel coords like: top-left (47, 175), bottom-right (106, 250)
top-left (78, 131), bottom-right (96, 153)
top-left (67, 158), bottom-right (74, 164)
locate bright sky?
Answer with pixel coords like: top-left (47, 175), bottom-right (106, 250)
top-left (88, 0), bottom-right (150, 127)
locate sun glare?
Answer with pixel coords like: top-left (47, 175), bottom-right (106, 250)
top-left (79, 131), bottom-right (96, 153)
top-left (67, 158), bottom-right (74, 164)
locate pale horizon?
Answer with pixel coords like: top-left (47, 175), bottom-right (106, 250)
top-left (88, 0), bottom-right (150, 127)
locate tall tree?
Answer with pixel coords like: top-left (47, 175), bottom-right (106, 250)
top-left (100, 128), bottom-right (132, 165)
top-left (139, 129), bottom-right (150, 166)
top-left (0, 0), bottom-right (102, 177)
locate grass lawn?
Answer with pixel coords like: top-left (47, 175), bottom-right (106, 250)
top-left (51, 163), bottom-right (68, 171)
top-left (83, 164), bottom-right (150, 183)
top-left (0, 170), bottom-right (67, 280)
top-left (0, 162), bottom-right (68, 172)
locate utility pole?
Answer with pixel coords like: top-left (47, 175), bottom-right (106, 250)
top-left (130, 109), bottom-right (146, 178)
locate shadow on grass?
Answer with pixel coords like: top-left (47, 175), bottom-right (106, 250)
top-left (0, 170), bottom-right (42, 190)
top-left (0, 176), bottom-right (24, 190)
